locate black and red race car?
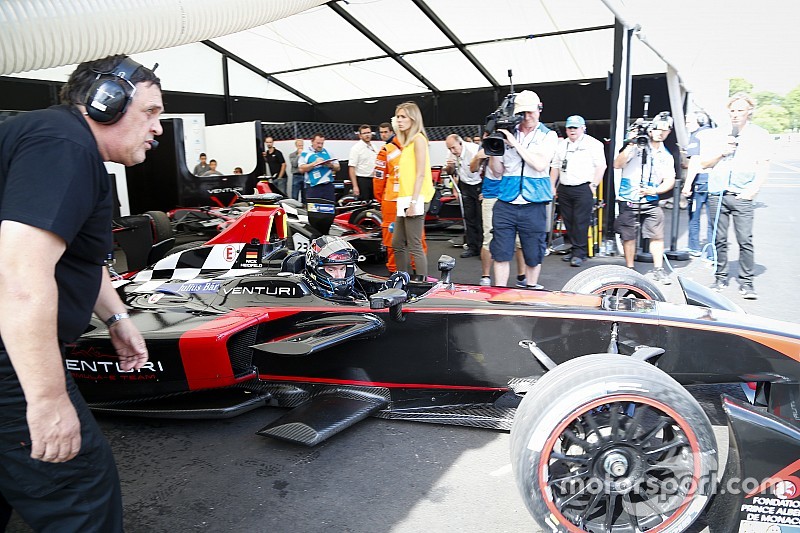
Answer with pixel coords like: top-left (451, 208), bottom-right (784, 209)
top-left (68, 200), bottom-right (800, 533)
top-left (167, 190), bottom-right (385, 263)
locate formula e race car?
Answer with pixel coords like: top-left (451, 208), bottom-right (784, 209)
top-left (68, 199), bottom-right (800, 533)
top-left (167, 191), bottom-right (384, 263)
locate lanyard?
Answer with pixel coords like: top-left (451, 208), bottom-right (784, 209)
top-left (514, 127), bottom-right (542, 176)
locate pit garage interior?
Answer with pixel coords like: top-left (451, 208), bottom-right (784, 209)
top-left (2, 1), bottom-right (799, 532)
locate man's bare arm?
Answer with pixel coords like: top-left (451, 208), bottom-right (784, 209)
top-left (0, 221), bottom-right (81, 463)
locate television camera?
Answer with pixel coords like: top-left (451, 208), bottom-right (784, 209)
top-left (482, 70), bottom-right (523, 157)
top-left (624, 95), bottom-right (673, 149)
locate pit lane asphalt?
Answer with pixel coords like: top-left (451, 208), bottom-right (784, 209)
top-left (7, 149), bottom-right (800, 533)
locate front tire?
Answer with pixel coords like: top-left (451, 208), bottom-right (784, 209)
top-left (510, 354), bottom-right (717, 532)
top-left (144, 210), bottom-right (173, 243)
top-left (562, 265), bottom-right (666, 301)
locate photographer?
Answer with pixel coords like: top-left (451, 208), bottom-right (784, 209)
top-left (612, 113), bottom-right (676, 284)
top-left (488, 90), bottom-right (558, 289)
top-left (700, 93), bottom-right (771, 299)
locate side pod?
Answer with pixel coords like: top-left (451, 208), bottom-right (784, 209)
top-left (705, 396), bottom-right (800, 532)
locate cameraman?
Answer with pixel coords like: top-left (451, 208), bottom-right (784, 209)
top-left (612, 113), bottom-right (676, 284)
top-left (488, 90), bottom-right (558, 288)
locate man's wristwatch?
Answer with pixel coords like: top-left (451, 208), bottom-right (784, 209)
top-left (105, 312), bottom-right (130, 328)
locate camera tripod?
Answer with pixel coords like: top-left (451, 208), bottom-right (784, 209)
top-left (633, 144), bottom-right (653, 263)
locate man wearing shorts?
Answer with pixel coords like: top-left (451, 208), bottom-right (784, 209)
top-left (612, 113), bottom-right (676, 284)
top-left (487, 91), bottom-right (558, 289)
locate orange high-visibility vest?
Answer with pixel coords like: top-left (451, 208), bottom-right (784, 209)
top-left (373, 136), bottom-right (402, 202)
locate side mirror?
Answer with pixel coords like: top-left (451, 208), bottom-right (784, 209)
top-left (438, 254), bottom-right (455, 283)
top-left (369, 288), bottom-right (407, 322)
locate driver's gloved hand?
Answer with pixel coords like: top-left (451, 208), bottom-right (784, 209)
top-left (382, 271), bottom-right (410, 292)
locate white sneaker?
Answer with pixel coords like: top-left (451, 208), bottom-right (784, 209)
top-left (526, 284), bottom-right (544, 290)
top-left (652, 268), bottom-right (673, 285)
top-left (479, 276), bottom-right (491, 286)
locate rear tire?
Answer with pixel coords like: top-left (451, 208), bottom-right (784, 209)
top-left (510, 354), bottom-right (717, 532)
top-left (351, 209), bottom-right (382, 231)
top-left (562, 265), bottom-right (666, 301)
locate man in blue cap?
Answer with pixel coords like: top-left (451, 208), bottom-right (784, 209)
top-left (549, 115), bottom-right (606, 267)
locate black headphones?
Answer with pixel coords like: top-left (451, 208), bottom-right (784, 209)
top-left (85, 57), bottom-right (143, 124)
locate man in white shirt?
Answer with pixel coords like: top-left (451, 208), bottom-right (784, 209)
top-left (700, 93), bottom-right (771, 299)
top-left (348, 124), bottom-right (377, 201)
top-left (549, 115), bottom-right (606, 267)
top-left (445, 134), bottom-right (483, 258)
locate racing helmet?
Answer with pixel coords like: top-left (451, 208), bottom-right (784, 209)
top-left (305, 236), bottom-right (358, 298)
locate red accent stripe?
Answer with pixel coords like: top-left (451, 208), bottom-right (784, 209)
top-left (258, 373), bottom-right (506, 391)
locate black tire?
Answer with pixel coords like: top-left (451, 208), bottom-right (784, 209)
top-left (562, 264), bottom-right (667, 301)
top-left (351, 208), bottom-right (382, 231)
top-left (166, 241), bottom-right (206, 256)
top-left (144, 210), bottom-right (173, 243)
top-left (510, 354), bottom-right (717, 532)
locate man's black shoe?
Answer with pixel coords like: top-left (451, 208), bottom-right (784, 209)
top-left (570, 257), bottom-right (583, 267)
top-left (460, 249), bottom-right (480, 258)
top-left (561, 254), bottom-right (572, 262)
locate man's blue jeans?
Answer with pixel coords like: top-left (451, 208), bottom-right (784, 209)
top-left (687, 189), bottom-right (711, 253)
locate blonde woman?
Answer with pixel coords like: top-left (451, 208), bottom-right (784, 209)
top-left (393, 102), bottom-right (435, 278)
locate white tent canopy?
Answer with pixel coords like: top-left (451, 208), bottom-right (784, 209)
top-left (6, 0), bottom-right (795, 120)
top-left (4, 0), bottom-right (669, 105)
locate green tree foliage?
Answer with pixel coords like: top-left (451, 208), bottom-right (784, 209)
top-left (726, 78), bottom-right (799, 132)
top-left (729, 78), bottom-right (753, 95)
top-left (752, 104), bottom-right (790, 133)
top-left (784, 86), bottom-right (800, 131)
top-left (753, 91), bottom-right (784, 107)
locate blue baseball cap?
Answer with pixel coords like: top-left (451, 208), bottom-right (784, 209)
top-left (565, 115), bottom-right (586, 128)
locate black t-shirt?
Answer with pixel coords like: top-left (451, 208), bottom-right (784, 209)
top-left (0, 105), bottom-right (113, 343)
top-left (265, 148), bottom-right (285, 177)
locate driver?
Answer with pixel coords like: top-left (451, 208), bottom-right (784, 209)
top-left (304, 235), bottom-right (410, 301)
top-left (304, 236), bottom-right (365, 300)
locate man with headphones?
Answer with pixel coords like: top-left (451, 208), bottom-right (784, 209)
top-left (701, 93), bottom-right (771, 299)
top-left (0, 54), bottom-right (162, 531)
top-left (681, 111), bottom-right (713, 257)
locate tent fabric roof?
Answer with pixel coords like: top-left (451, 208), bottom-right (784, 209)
top-left (207, 0), bottom-right (666, 104)
top-left (5, 0), bottom-right (669, 105)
